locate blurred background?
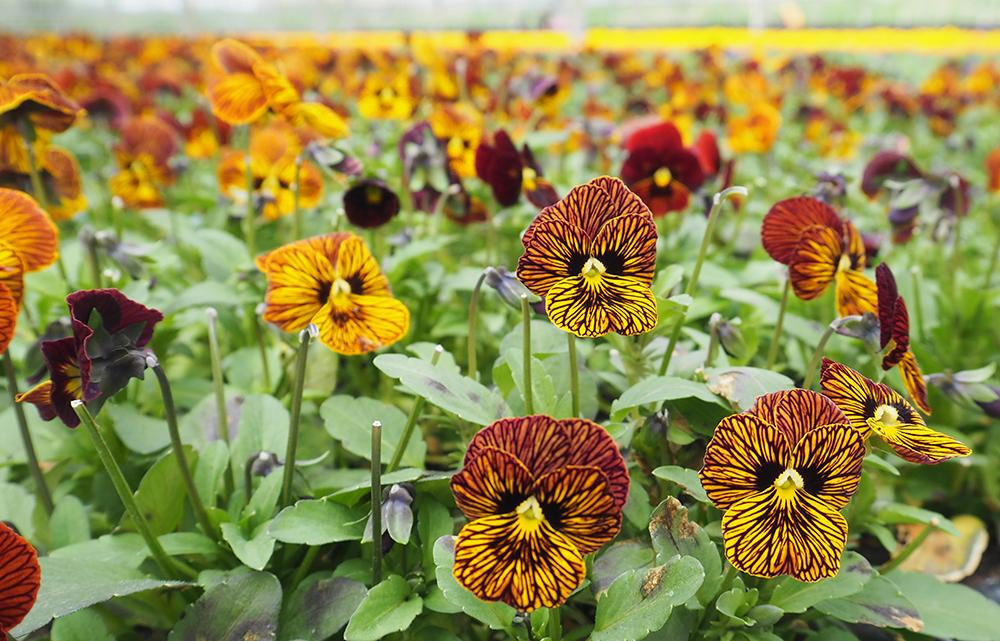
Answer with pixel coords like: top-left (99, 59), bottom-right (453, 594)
top-left (2, 0), bottom-right (999, 32)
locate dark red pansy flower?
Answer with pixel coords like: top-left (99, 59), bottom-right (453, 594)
top-left (475, 129), bottom-right (522, 207)
top-left (343, 179), bottom-right (400, 229)
top-left (938, 172), bottom-right (971, 217)
top-left (876, 263), bottom-right (909, 369)
top-left (0, 522), bottom-right (40, 635)
top-left (519, 145), bottom-right (559, 209)
top-left (691, 130), bottom-right (721, 177)
top-left (860, 151), bottom-right (923, 198)
top-left (620, 120), bottom-right (705, 216)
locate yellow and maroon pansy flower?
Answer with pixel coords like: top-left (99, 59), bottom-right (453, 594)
top-left (452, 415), bottom-right (627, 612)
top-left (821, 359), bottom-right (971, 465)
top-left (256, 232), bottom-right (409, 355)
top-left (874, 263), bottom-right (932, 413)
top-left (357, 71), bottom-right (416, 121)
top-left (0, 73), bottom-right (83, 134)
top-left (699, 389), bottom-right (865, 582)
top-left (619, 120), bottom-right (706, 216)
top-left (517, 176), bottom-right (658, 338)
top-left (429, 102), bottom-right (482, 179)
top-left (109, 115), bottom-right (179, 209)
top-left (17, 337), bottom-right (85, 427)
top-left (475, 130), bottom-right (559, 210)
top-left (0, 188), bottom-right (59, 274)
top-left (762, 197), bottom-right (877, 318)
top-left (0, 521), bottom-right (40, 636)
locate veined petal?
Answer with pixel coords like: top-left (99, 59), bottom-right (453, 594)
top-left (451, 446), bottom-right (534, 520)
top-left (820, 359), bottom-right (889, 439)
top-left (314, 294), bottom-right (409, 355)
top-left (559, 418), bottom-right (630, 508)
top-left (588, 175), bottom-right (653, 221)
top-left (0, 245), bottom-right (25, 308)
top-left (876, 262), bottom-right (901, 351)
top-left (762, 197), bottom-right (842, 265)
top-left (790, 424), bottom-right (865, 509)
top-left (700, 413), bottom-right (791, 511)
top-left (749, 389), bottom-right (849, 448)
top-left (544, 274), bottom-right (657, 338)
top-left (333, 236), bottom-right (390, 296)
top-left (453, 513), bottom-right (586, 612)
top-left (256, 232), bottom-right (352, 271)
top-left (842, 220), bottom-right (867, 269)
top-left (873, 413), bottom-right (971, 464)
top-left (524, 181), bottom-right (616, 242)
top-left (260, 245), bottom-right (336, 332)
top-left (15, 380), bottom-right (57, 422)
top-left (211, 38), bottom-right (262, 74)
top-left (591, 214), bottom-right (657, 283)
top-left (465, 415), bottom-right (572, 478)
top-left (209, 73), bottom-right (268, 125)
top-left (0, 282), bottom-right (16, 356)
top-left (881, 297), bottom-right (910, 370)
top-left (253, 61), bottom-right (300, 115)
top-left (0, 188), bottom-right (58, 273)
top-left (287, 102), bottom-right (349, 139)
top-left (533, 465), bottom-right (621, 555)
top-left (516, 220), bottom-right (591, 297)
top-left (788, 225), bottom-right (840, 301)
top-left (899, 350), bottom-right (931, 415)
top-left (722, 487), bottom-right (848, 582)
top-left (0, 522), bottom-right (40, 632)
top-left (835, 269), bottom-right (878, 317)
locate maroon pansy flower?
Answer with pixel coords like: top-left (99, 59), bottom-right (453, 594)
top-left (620, 120), bottom-right (705, 216)
top-left (343, 179), bottom-right (400, 229)
top-left (475, 130), bottom-right (559, 209)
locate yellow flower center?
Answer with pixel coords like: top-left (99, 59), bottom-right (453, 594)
top-left (580, 256), bottom-right (607, 284)
top-left (515, 496), bottom-right (545, 532)
top-left (522, 166), bottom-right (538, 191)
top-left (654, 166), bottom-right (673, 188)
top-left (330, 277), bottom-right (352, 300)
top-left (867, 404), bottom-right (901, 439)
top-left (365, 185), bottom-right (383, 205)
top-left (837, 253), bottom-right (852, 273)
top-left (773, 468), bottom-right (804, 500)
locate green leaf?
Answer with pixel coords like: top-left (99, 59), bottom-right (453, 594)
top-left (416, 496), bottom-right (453, 578)
top-left (230, 394), bottom-right (289, 474)
top-left (244, 471), bottom-right (284, 528)
top-left (221, 522), bottom-right (276, 571)
top-left (10, 557), bottom-right (188, 637)
top-left (126, 446), bottom-right (198, 536)
top-left (165, 281), bottom-right (253, 313)
top-left (183, 228), bottom-right (251, 280)
top-left (648, 497), bottom-right (721, 604)
top-left (50, 608), bottom-right (114, 641)
top-left (373, 354), bottom-right (510, 425)
top-left (194, 440), bottom-right (230, 506)
top-left (592, 540), bottom-right (656, 595)
top-left (320, 395), bottom-right (426, 468)
top-left (769, 552), bottom-right (872, 613)
top-left (651, 466), bottom-right (709, 503)
top-left (105, 403), bottom-right (170, 454)
top-left (49, 534), bottom-right (148, 568)
top-left (169, 571), bottom-right (282, 641)
top-left (591, 555), bottom-right (705, 641)
top-left (343, 574), bottom-right (423, 641)
top-left (888, 571), bottom-right (1000, 641)
top-left (611, 376), bottom-right (724, 421)
top-left (503, 348), bottom-right (559, 415)
top-left (269, 499), bottom-right (365, 545)
top-left (703, 367), bottom-right (794, 411)
top-left (49, 495), bottom-right (91, 549)
top-left (432, 536), bottom-right (515, 631)
top-left (814, 575), bottom-right (922, 631)
top-left (876, 503), bottom-right (959, 536)
top-left (279, 574), bottom-right (366, 641)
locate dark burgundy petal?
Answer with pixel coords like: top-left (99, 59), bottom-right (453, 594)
top-left (475, 130), bottom-right (522, 208)
top-left (861, 151), bottom-right (923, 198)
top-left (343, 179), bottom-right (400, 229)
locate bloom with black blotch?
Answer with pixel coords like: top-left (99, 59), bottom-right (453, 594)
top-left (620, 120), bottom-right (705, 216)
top-left (821, 359), bottom-right (970, 464)
top-left (517, 176), bottom-right (658, 338)
top-left (451, 415), bottom-right (628, 612)
top-left (699, 389), bottom-right (865, 581)
top-left (343, 179), bottom-right (400, 229)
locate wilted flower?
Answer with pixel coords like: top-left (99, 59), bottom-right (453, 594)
top-left (483, 267), bottom-right (543, 314)
top-left (876, 263), bottom-right (930, 413)
top-left (343, 179), bottom-right (400, 229)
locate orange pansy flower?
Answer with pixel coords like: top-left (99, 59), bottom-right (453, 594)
top-left (109, 115), bottom-right (179, 209)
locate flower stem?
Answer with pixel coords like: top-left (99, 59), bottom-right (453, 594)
top-left (947, 175), bottom-right (964, 299)
top-left (466, 269), bottom-right (489, 380)
top-left (205, 308), bottom-right (234, 497)
top-left (520, 295), bottom-right (533, 414)
top-left (766, 276), bottom-right (791, 369)
top-left (521, 616), bottom-right (536, 641)
top-left (387, 345), bottom-right (441, 474)
top-left (705, 313), bottom-right (721, 369)
top-left (290, 544), bottom-right (321, 590)
top-left (909, 266), bottom-right (926, 343)
top-left (802, 318), bottom-right (840, 390)
top-left (72, 400), bottom-right (197, 580)
top-left (658, 186), bottom-right (748, 376)
top-left (984, 220), bottom-right (1000, 291)
top-left (84, 233), bottom-right (103, 289)
top-left (244, 126), bottom-right (256, 260)
top-left (149, 357), bottom-right (217, 539)
top-left (567, 333), bottom-right (579, 417)
top-left (880, 518), bottom-right (939, 574)
top-left (370, 420), bottom-right (383, 585)
top-left (252, 304), bottom-right (273, 392)
top-left (3, 352), bottom-right (53, 515)
top-left (280, 324), bottom-right (316, 507)
top-left (547, 608), bottom-right (562, 641)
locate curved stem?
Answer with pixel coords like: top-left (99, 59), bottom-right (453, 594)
top-left (280, 325), bottom-right (316, 507)
top-left (466, 269), bottom-right (489, 380)
top-left (290, 544), bottom-right (321, 590)
top-left (520, 295), bottom-right (533, 414)
top-left (881, 519), bottom-right (939, 574)
top-left (4, 352), bottom-right (53, 515)
top-left (387, 345), bottom-right (442, 473)
top-left (567, 333), bottom-right (579, 417)
top-left (765, 276), bottom-right (791, 369)
top-left (205, 308), bottom-right (235, 497)
top-left (370, 420), bottom-right (383, 585)
top-left (73, 401), bottom-right (197, 580)
top-left (149, 358), bottom-right (217, 540)
top-left (802, 319), bottom-right (839, 390)
top-left (658, 186), bottom-right (747, 376)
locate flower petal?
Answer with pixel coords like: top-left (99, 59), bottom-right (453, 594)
top-left (588, 175), bottom-right (653, 220)
top-left (559, 418), bottom-right (630, 508)
top-left (0, 522), bottom-right (40, 632)
top-left (700, 413), bottom-right (791, 511)
top-left (0, 245), bottom-right (25, 308)
top-left (834, 269), bottom-right (878, 318)
top-left (453, 513), bottom-right (585, 612)
top-left (788, 225), bottom-right (840, 301)
top-left (591, 213), bottom-right (657, 283)
top-left (15, 380), bottom-right (58, 422)
top-left (0, 282), bottom-right (16, 356)
top-left (533, 465), bottom-right (622, 555)
top-left (465, 415), bottom-right (571, 478)
top-left (875, 413), bottom-right (971, 465)
top-left (333, 236), bottom-right (390, 296)
top-left (209, 73), bottom-right (268, 125)
top-left (899, 350), bottom-right (931, 415)
top-left (315, 294), bottom-right (409, 355)
top-left (761, 196), bottom-right (842, 265)
top-left (749, 389), bottom-right (849, 448)
top-left (523, 181), bottom-right (615, 245)
top-left (0, 188), bottom-right (58, 273)
top-left (544, 274), bottom-right (656, 338)
top-left (820, 359), bottom-right (889, 439)
top-left (516, 221), bottom-right (591, 297)
top-left (211, 38), bottom-right (262, 74)
top-left (790, 424), bottom-right (865, 509)
top-left (260, 245), bottom-right (336, 332)
top-left (451, 446), bottom-right (534, 520)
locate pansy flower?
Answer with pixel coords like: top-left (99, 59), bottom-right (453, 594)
top-left (0, 73), bottom-right (83, 134)
top-left (109, 115), bottom-right (179, 209)
top-left (0, 522), bottom-right (40, 636)
top-left (761, 197), bottom-right (877, 318)
top-left (860, 151), bottom-right (923, 199)
top-left (619, 120), bottom-right (705, 216)
top-left (398, 122), bottom-right (453, 213)
top-left (821, 359), bottom-right (970, 464)
top-left (726, 100), bottom-right (781, 154)
top-left (451, 415), bottom-right (628, 612)
top-left (699, 389), bottom-right (865, 581)
top-left (429, 102), bottom-right (481, 179)
top-left (516, 176), bottom-right (658, 338)
top-left (343, 179), bottom-right (400, 229)
top-left (475, 129), bottom-right (559, 209)
top-left (875, 263), bottom-right (931, 413)
top-left (256, 232), bottom-right (409, 355)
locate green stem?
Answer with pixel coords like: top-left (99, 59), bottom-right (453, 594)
top-left (984, 219), bottom-right (1000, 290)
top-left (567, 333), bottom-right (579, 417)
top-left (466, 269), bottom-right (489, 380)
top-left (149, 358), bottom-right (217, 539)
top-left (244, 126), bottom-right (256, 260)
top-left (4, 352), bottom-right (53, 515)
top-left (280, 325), bottom-right (315, 506)
top-left (85, 234), bottom-right (103, 289)
top-left (290, 544), bottom-right (321, 590)
top-left (252, 304), bottom-right (273, 392)
top-left (880, 519), bottom-right (939, 574)
top-left (72, 401), bottom-right (197, 580)
top-left (387, 345), bottom-right (442, 473)
top-left (766, 276), bottom-right (791, 369)
top-left (205, 308), bottom-right (234, 497)
top-left (947, 175), bottom-right (964, 299)
top-left (547, 608), bottom-right (562, 641)
top-left (371, 420), bottom-right (383, 585)
top-left (802, 319), bottom-right (840, 390)
top-left (658, 186), bottom-right (748, 376)
top-left (705, 313), bottom-right (721, 369)
top-left (521, 295), bottom-right (533, 414)
top-left (522, 616), bottom-right (536, 641)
